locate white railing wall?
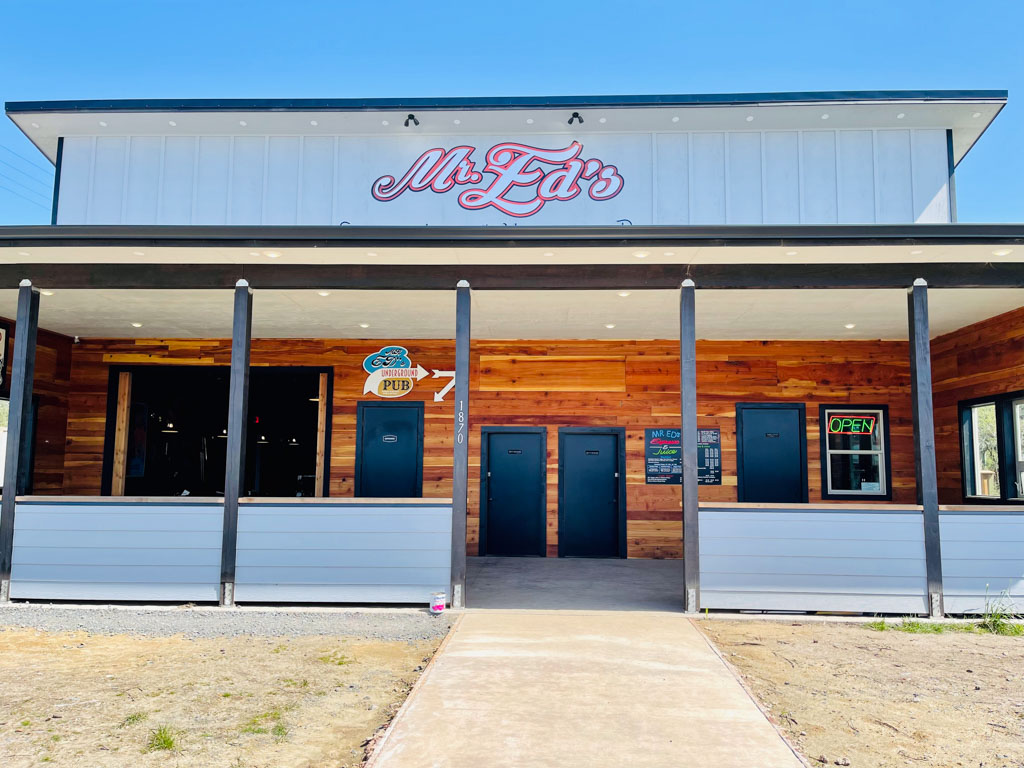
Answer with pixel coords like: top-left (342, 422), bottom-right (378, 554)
top-left (939, 508), bottom-right (1024, 614)
top-left (10, 498), bottom-right (223, 601)
top-left (233, 499), bottom-right (452, 603)
top-left (699, 504), bottom-right (929, 614)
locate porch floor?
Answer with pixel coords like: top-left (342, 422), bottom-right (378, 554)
top-left (465, 556), bottom-right (685, 611)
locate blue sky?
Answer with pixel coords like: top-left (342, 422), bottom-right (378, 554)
top-left (0, 0), bottom-right (1020, 224)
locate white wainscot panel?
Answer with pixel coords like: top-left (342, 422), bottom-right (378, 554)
top-left (234, 502), bottom-right (452, 603)
top-left (10, 501), bottom-right (223, 601)
top-left (699, 508), bottom-right (928, 614)
top-left (940, 513), bottom-right (1024, 614)
top-left (911, 129), bottom-right (951, 223)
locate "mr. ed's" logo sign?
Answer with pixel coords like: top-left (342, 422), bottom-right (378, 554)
top-left (371, 141), bottom-right (624, 218)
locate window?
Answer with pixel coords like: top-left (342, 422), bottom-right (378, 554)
top-left (819, 405), bottom-right (891, 500)
top-left (959, 390), bottom-right (1024, 503)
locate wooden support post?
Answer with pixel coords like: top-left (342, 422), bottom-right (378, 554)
top-left (451, 280), bottom-right (471, 608)
top-left (220, 279), bottom-right (253, 607)
top-left (908, 278), bottom-right (944, 618)
top-left (314, 371), bottom-right (328, 497)
top-left (680, 279), bottom-right (700, 613)
top-left (110, 371), bottom-right (132, 496)
top-left (0, 280), bottom-right (40, 602)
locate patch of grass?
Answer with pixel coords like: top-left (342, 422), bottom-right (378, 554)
top-left (282, 678), bottom-right (309, 688)
top-left (51, 734), bottom-right (62, 742)
top-left (865, 618), bottom-right (888, 631)
top-left (271, 722), bottom-right (289, 741)
top-left (144, 725), bottom-right (178, 752)
top-left (980, 589), bottom-right (1024, 636)
top-left (317, 650), bottom-right (352, 666)
top-left (865, 614), bottom-right (1022, 636)
top-left (241, 709), bottom-right (284, 736)
top-left (271, 644), bottom-right (287, 654)
top-left (118, 712), bottom-right (148, 728)
top-left (221, 692), bottom-right (233, 698)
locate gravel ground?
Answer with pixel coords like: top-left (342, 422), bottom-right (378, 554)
top-left (0, 603), bottom-right (454, 641)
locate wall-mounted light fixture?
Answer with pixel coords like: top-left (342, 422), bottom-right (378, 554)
top-left (567, 111), bottom-right (584, 125)
top-left (404, 113), bottom-right (420, 127)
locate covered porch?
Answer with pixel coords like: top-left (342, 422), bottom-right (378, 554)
top-left (0, 225), bottom-right (1022, 616)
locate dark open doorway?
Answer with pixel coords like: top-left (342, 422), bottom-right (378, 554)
top-left (102, 366), bottom-right (331, 497)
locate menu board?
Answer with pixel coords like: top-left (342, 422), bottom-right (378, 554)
top-left (644, 428), bottom-right (721, 485)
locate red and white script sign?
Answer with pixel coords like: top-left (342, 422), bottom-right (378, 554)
top-left (371, 141), bottom-right (624, 217)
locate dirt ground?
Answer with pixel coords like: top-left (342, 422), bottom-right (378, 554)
top-left (700, 620), bottom-right (1024, 768)
top-left (0, 628), bottom-right (443, 768)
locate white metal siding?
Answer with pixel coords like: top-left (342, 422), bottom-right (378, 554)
top-left (939, 512), bottom-right (1024, 614)
top-left (234, 502), bottom-right (452, 603)
top-left (10, 501), bottom-right (222, 601)
top-left (699, 507), bottom-right (929, 613)
top-left (55, 129), bottom-right (952, 226)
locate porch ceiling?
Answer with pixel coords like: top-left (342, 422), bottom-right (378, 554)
top-left (0, 287), bottom-right (1018, 341)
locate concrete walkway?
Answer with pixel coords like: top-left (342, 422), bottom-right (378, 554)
top-left (371, 610), bottom-right (805, 767)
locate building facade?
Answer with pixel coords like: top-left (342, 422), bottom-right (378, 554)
top-left (0, 91), bottom-right (1021, 614)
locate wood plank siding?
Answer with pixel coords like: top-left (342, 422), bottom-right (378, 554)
top-left (932, 305), bottom-right (1024, 505)
top-left (58, 337), bottom-right (921, 558)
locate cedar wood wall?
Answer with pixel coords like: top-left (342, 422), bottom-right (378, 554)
top-left (59, 337), bottom-right (920, 558)
top-left (931, 306), bottom-right (1024, 504)
top-left (16, 305), bottom-right (1021, 556)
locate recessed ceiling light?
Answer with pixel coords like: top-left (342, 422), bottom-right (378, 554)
top-left (31, 122), bottom-right (39, 128)
top-left (599, 117), bottom-right (607, 124)
top-left (239, 120), bottom-right (247, 127)
top-left (910, 249), bottom-right (923, 255)
top-left (249, 251), bottom-right (260, 256)
top-left (381, 120), bottom-right (389, 126)
top-left (992, 248), bottom-right (1013, 257)
top-left (786, 250), bottom-right (798, 256)
top-left (310, 120), bottom-right (318, 126)
top-left (317, 291), bottom-right (331, 297)
top-left (617, 291), bottom-right (631, 297)
top-left (366, 251), bottom-right (378, 257)
top-left (671, 116), bottom-right (680, 123)
top-left (131, 322), bottom-right (143, 328)
top-left (633, 251), bottom-right (648, 258)
top-left (896, 113), bottom-right (905, 119)
top-left (745, 115), bottom-right (754, 122)
top-left (453, 119), bottom-right (461, 125)
top-left (605, 324), bottom-right (616, 329)
top-left (543, 251), bottom-right (554, 257)
top-left (41, 290), bottom-right (54, 296)
top-left (663, 251), bottom-right (675, 257)
top-left (265, 252), bottom-right (279, 258)
top-left (844, 323), bottom-right (856, 329)
top-left (99, 121), bottom-right (108, 127)
top-left (168, 120), bottom-right (177, 127)
top-left (133, 250), bottom-right (145, 256)
top-left (972, 112), bottom-right (982, 118)
top-left (359, 323), bottom-right (370, 328)
top-left (17, 251), bottom-right (29, 256)
top-left (820, 113), bottom-right (830, 120)
top-left (526, 118), bottom-right (534, 125)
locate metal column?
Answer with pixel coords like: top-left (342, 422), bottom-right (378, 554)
top-left (450, 280), bottom-right (471, 608)
top-left (680, 279), bottom-right (700, 612)
top-left (220, 279), bottom-right (253, 606)
top-left (908, 278), bottom-right (944, 617)
top-left (0, 280), bottom-right (40, 602)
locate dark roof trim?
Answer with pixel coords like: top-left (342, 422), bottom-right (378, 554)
top-left (2, 261), bottom-right (1023, 290)
top-left (5, 90), bottom-right (1009, 115)
top-left (0, 224), bottom-right (1022, 249)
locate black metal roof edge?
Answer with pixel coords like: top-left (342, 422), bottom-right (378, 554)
top-left (0, 224), bottom-right (1022, 248)
top-left (4, 90), bottom-right (1009, 114)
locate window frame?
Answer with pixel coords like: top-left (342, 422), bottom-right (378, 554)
top-left (818, 404), bottom-right (892, 501)
top-left (959, 388), bottom-right (1024, 504)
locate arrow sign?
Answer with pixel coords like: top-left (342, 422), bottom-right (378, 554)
top-left (432, 369), bottom-right (456, 402)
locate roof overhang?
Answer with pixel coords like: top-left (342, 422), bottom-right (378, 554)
top-left (6, 90), bottom-right (1007, 166)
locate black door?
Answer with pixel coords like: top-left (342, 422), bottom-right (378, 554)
top-left (481, 428), bottom-right (546, 557)
top-left (736, 403), bottom-right (808, 502)
top-left (558, 429), bottom-right (625, 558)
top-left (356, 402), bottom-right (424, 497)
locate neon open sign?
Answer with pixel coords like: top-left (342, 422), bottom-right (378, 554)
top-left (828, 415), bottom-right (876, 435)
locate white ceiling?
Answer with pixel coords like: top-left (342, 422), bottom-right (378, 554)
top-left (1, 288), bottom-right (1018, 341)
top-left (9, 99), bottom-right (1004, 164)
top-left (0, 242), bottom-right (1019, 266)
